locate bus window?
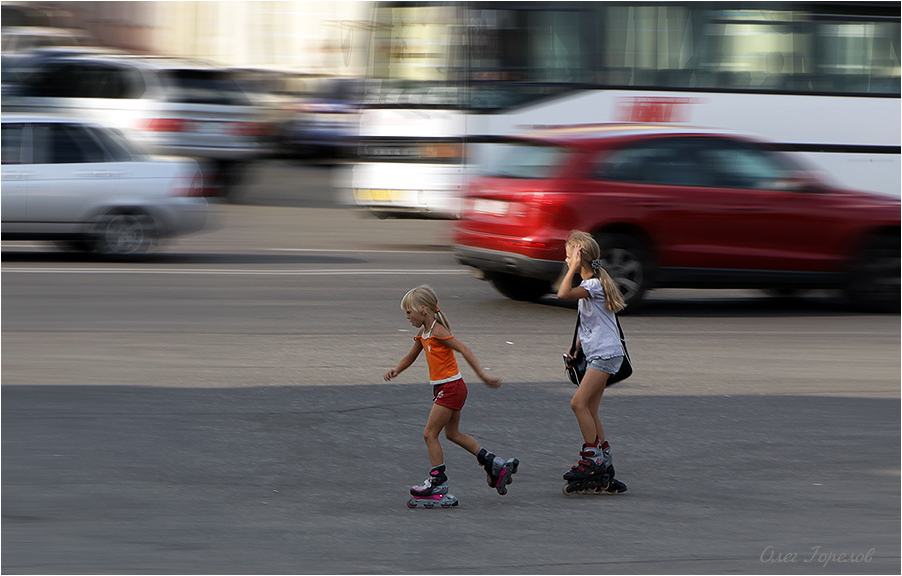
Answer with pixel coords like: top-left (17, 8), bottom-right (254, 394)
top-left (604, 4), bottom-right (693, 88)
top-left (701, 9), bottom-right (813, 91)
top-left (818, 21), bottom-right (901, 94)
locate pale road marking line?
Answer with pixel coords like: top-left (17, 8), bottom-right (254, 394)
top-left (267, 248), bottom-right (448, 254)
top-left (1, 268), bottom-right (470, 276)
top-left (2, 245), bottom-right (447, 254)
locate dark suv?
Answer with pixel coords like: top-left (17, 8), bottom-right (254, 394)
top-left (453, 124), bottom-right (900, 311)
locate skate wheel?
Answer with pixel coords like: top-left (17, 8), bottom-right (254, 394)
top-left (423, 502), bottom-right (434, 509)
top-left (562, 483), bottom-right (575, 496)
top-left (441, 502), bottom-right (453, 508)
top-left (498, 485), bottom-right (507, 496)
top-left (407, 499), bottom-right (417, 508)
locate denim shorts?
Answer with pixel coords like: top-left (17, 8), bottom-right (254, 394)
top-left (588, 356), bottom-right (624, 375)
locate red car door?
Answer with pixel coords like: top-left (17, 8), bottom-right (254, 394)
top-left (693, 138), bottom-right (840, 273)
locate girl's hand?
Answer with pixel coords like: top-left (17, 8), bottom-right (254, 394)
top-left (482, 374), bottom-right (502, 388)
top-left (383, 369), bottom-right (398, 381)
top-left (565, 243), bottom-right (582, 273)
top-left (568, 246), bottom-right (583, 271)
top-left (565, 342), bottom-right (581, 360)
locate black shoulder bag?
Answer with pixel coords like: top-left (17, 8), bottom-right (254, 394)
top-left (563, 313), bottom-right (632, 386)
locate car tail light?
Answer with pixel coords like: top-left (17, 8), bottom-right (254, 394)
top-left (528, 192), bottom-right (567, 213)
top-left (229, 122), bottom-right (269, 137)
top-left (172, 171), bottom-right (205, 197)
top-left (141, 118), bottom-right (193, 132)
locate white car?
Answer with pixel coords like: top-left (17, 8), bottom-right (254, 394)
top-left (4, 53), bottom-right (270, 195)
top-left (2, 114), bottom-right (208, 257)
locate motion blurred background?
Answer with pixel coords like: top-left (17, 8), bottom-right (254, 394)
top-left (2, 1), bottom-right (899, 303)
top-left (3, 1), bottom-right (371, 73)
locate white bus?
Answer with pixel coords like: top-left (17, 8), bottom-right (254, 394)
top-left (348, 1), bottom-right (900, 218)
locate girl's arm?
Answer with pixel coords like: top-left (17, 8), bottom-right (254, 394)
top-left (438, 330), bottom-right (502, 388)
top-left (384, 341), bottom-right (422, 381)
top-left (566, 337), bottom-right (582, 360)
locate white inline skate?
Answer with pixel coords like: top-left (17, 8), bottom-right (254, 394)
top-left (407, 464), bottom-right (459, 509)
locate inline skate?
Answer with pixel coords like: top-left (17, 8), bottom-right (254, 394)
top-left (407, 465), bottom-right (459, 508)
top-left (562, 449), bottom-right (627, 496)
top-left (478, 449), bottom-right (519, 495)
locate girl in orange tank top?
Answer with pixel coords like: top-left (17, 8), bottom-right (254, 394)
top-left (384, 285), bottom-right (519, 505)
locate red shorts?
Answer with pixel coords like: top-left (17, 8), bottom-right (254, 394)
top-left (433, 379), bottom-right (468, 411)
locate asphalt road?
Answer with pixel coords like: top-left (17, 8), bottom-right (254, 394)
top-left (2, 160), bottom-right (900, 574)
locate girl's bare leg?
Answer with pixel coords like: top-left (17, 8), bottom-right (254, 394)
top-left (443, 408), bottom-right (481, 455)
top-left (570, 368), bottom-right (610, 444)
top-left (423, 403), bottom-right (455, 466)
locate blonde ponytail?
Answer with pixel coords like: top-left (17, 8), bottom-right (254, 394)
top-left (566, 230), bottom-right (627, 313)
top-left (596, 267), bottom-right (627, 313)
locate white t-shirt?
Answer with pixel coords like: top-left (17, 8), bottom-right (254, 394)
top-left (577, 277), bottom-right (624, 361)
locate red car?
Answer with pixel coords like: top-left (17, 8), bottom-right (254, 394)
top-left (453, 124), bottom-right (900, 311)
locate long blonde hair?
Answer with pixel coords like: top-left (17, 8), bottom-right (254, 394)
top-left (566, 231), bottom-right (627, 313)
top-left (401, 285), bottom-right (451, 330)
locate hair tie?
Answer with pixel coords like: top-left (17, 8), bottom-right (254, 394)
top-left (590, 259), bottom-right (603, 271)
top-left (434, 306), bottom-right (441, 312)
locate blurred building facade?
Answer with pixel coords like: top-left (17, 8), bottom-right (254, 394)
top-left (9, 1), bottom-right (374, 75)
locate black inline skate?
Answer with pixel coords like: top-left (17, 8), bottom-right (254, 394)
top-left (408, 464), bottom-right (459, 508)
top-left (477, 449), bottom-right (519, 495)
top-left (562, 450), bottom-right (627, 496)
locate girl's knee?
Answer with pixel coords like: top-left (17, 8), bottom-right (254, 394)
top-left (570, 396), bottom-right (586, 413)
top-left (423, 427), bottom-right (440, 442)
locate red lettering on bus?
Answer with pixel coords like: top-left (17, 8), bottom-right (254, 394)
top-left (614, 97), bottom-right (699, 123)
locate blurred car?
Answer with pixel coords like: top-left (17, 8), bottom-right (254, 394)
top-left (1, 53), bottom-right (22, 95)
top-left (3, 46), bottom-right (128, 82)
top-left (1, 26), bottom-right (92, 54)
top-left (2, 113), bottom-right (208, 257)
top-left (281, 76), bottom-right (365, 158)
top-left (3, 53), bottom-right (270, 196)
top-left (453, 124), bottom-right (900, 311)
top-left (228, 66), bottom-right (312, 154)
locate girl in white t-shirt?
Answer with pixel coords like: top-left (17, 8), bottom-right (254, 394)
top-left (557, 231), bottom-right (628, 494)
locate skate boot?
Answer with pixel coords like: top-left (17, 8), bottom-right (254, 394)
top-left (477, 449), bottom-right (519, 495)
top-left (562, 445), bottom-right (614, 495)
top-left (408, 465), bottom-right (459, 508)
top-left (410, 464), bottom-right (448, 497)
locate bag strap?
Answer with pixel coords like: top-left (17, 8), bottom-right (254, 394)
top-left (570, 313), bottom-right (580, 357)
top-left (615, 313), bottom-right (631, 361)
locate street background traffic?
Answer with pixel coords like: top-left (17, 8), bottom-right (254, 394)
top-left (3, 160), bottom-right (899, 574)
top-left (3, 2), bottom-right (899, 573)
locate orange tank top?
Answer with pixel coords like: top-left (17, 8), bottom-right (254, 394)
top-left (415, 325), bottom-right (462, 385)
